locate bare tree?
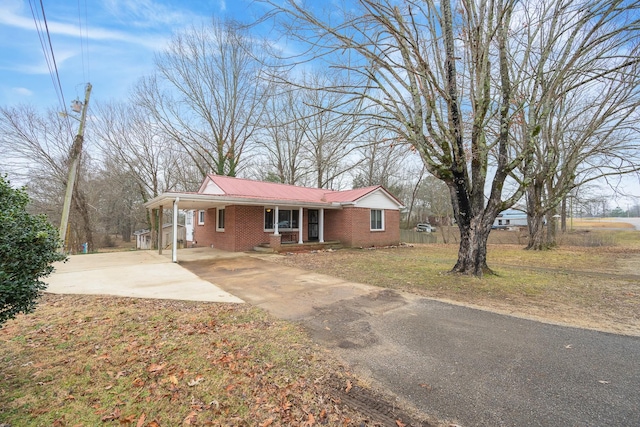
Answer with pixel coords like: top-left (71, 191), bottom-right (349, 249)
top-left (505, 1), bottom-right (640, 249)
top-left (257, 82), bottom-right (311, 185)
top-left (93, 101), bottom-right (180, 201)
top-left (260, 0), bottom-right (527, 275)
top-left (298, 73), bottom-right (366, 189)
top-left (352, 125), bottom-right (413, 190)
top-left (135, 18), bottom-right (272, 177)
top-left (0, 105), bottom-right (96, 251)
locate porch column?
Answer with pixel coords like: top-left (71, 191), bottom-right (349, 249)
top-left (158, 205), bottom-right (163, 255)
top-left (274, 206), bottom-right (280, 235)
top-left (298, 207), bottom-right (303, 244)
top-left (150, 208), bottom-right (157, 250)
top-left (172, 198), bottom-right (179, 263)
top-left (319, 208), bottom-right (325, 243)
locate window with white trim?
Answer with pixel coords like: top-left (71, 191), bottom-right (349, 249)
top-left (198, 210), bottom-right (205, 225)
top-left (370, 209), bottom-right (384, 231)
top-left (264, 208), bottom-right (299, 230)
top-left (217, 208), bottom-right (225, 231)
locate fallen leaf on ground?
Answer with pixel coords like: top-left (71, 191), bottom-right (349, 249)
top-left (101, 408), bottom-right (121, 421)
top-left (120, 413), bottom-right (137, 424)
top-left (188, 376), bottom-right (204, 387)
top-left (183, 411), bottom-right (198, 425)
top-left (345, 380), bottom-right (352, 393)
top-left (147, 363), bottom-right (166, 373)
top-left (305, 413), bottom-right (315, 426)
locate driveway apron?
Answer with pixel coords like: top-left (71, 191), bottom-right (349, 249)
top-left (183, 254), bottom-right (640, 427)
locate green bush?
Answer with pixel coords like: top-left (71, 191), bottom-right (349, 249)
top-left (0, 176), bottom-right (67, 326)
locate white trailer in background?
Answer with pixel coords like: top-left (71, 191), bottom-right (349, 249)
top-left (492, 209), bottom-right (528, 230)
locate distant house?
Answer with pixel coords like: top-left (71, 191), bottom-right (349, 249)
top-left (492, 209), bottom-right (528, 230)
top-left (144, 174), bottom-right (404, 260)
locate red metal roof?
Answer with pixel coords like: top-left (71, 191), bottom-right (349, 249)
top-left (200, 174), bottom-right (392, 205)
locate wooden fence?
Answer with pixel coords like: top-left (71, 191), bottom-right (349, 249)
top-left (400, 230), bottom-right (438, 244)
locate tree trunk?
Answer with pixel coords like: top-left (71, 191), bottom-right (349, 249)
top-left (545, 209), bottom-right (559, 248)
top-left (526, 180), bottom-right (548, 250)
top-left (560, 197), bottom-right (567, 233)
top-left (526, 213), bottom-right (546, 250)
top-left (452, 217), bottom-right (492, 276)
top-left (121, 222), bottom-right (132, 243)
top-left (72, 187), bottom-right (94, 252)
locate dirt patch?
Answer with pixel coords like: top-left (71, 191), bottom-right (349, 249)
top-left (304, 289), bottom-right (408, 349)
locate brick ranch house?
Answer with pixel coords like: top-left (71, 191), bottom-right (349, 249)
top-left (144, 174), bottom-right (404, 261)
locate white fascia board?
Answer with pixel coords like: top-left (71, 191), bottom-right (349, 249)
top-left (145, 193), bottom-right (342, 210)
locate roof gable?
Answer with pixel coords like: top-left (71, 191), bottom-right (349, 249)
top-left (198, 176), bottom-right (224, 195)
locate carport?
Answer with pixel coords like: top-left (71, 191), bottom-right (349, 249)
top-left (144, 193), bottom-right (225, 263)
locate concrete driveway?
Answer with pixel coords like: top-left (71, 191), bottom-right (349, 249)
top-left (45, 250), bottom-right (242, 303)
top-left (182, 254), bottom-right (640, 427)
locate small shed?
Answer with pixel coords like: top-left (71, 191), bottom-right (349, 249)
top-left (134, 224), bottom-right (186, 250)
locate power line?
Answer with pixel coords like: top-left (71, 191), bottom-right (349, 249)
top-left (77, 0), bottom-right (90, 83)
top-left (29, 0), bottom-right (73, 135)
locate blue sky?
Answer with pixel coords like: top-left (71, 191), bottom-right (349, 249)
top-left (0, 0), bottom-right (267, 111)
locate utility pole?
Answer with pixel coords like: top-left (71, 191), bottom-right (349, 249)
top-left (58, 83), bottom-right (92, 253)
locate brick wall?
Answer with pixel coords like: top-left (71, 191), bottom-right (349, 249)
top-left (192, 208), bottom-right (217, 248)
top-left (194, 205), bottom-right (400, 252)
top-left (231, 206), bottom-right (273, 251)
top-left (324, 209), bottom-right (352, 244)
top-left (325, 208), bottom-right (400, 248)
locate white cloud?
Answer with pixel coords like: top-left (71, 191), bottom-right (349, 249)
top-left (0, 1), bottom-right (169, 49)
top-left (12, 87), bottom-right (32, 96)
top-left (102, 0), bottom-right (200, 29)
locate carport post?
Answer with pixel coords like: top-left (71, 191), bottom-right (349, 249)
top-left (158, 205), bottom-right (163, 255)
top-left (172, 197), bottom-right (179, 263)
top-left (298, 207), bottom-right (303, 244)
top-left (319, 208), bottom-right (325, 243)
top-left (150, 208), bottom-right (157, 250)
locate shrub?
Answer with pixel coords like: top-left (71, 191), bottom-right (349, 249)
top-left (0, 176), bottom-right (67, 326)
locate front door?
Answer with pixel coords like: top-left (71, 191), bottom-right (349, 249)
top-left (308, 209), bottom-right (319, 241)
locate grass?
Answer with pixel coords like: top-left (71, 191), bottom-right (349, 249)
top-left (275, 229), bottom-right (640, 336)
top-left (0, 295), bottom-right (368, 426)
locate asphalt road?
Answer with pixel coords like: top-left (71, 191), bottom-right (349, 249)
top-left (185, 256), bottom-right (640, 427)
top-left (327, 296), bottom-right (640, 427)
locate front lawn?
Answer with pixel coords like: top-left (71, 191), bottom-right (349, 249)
top-left (0, 295), bottom-right (370, 426)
